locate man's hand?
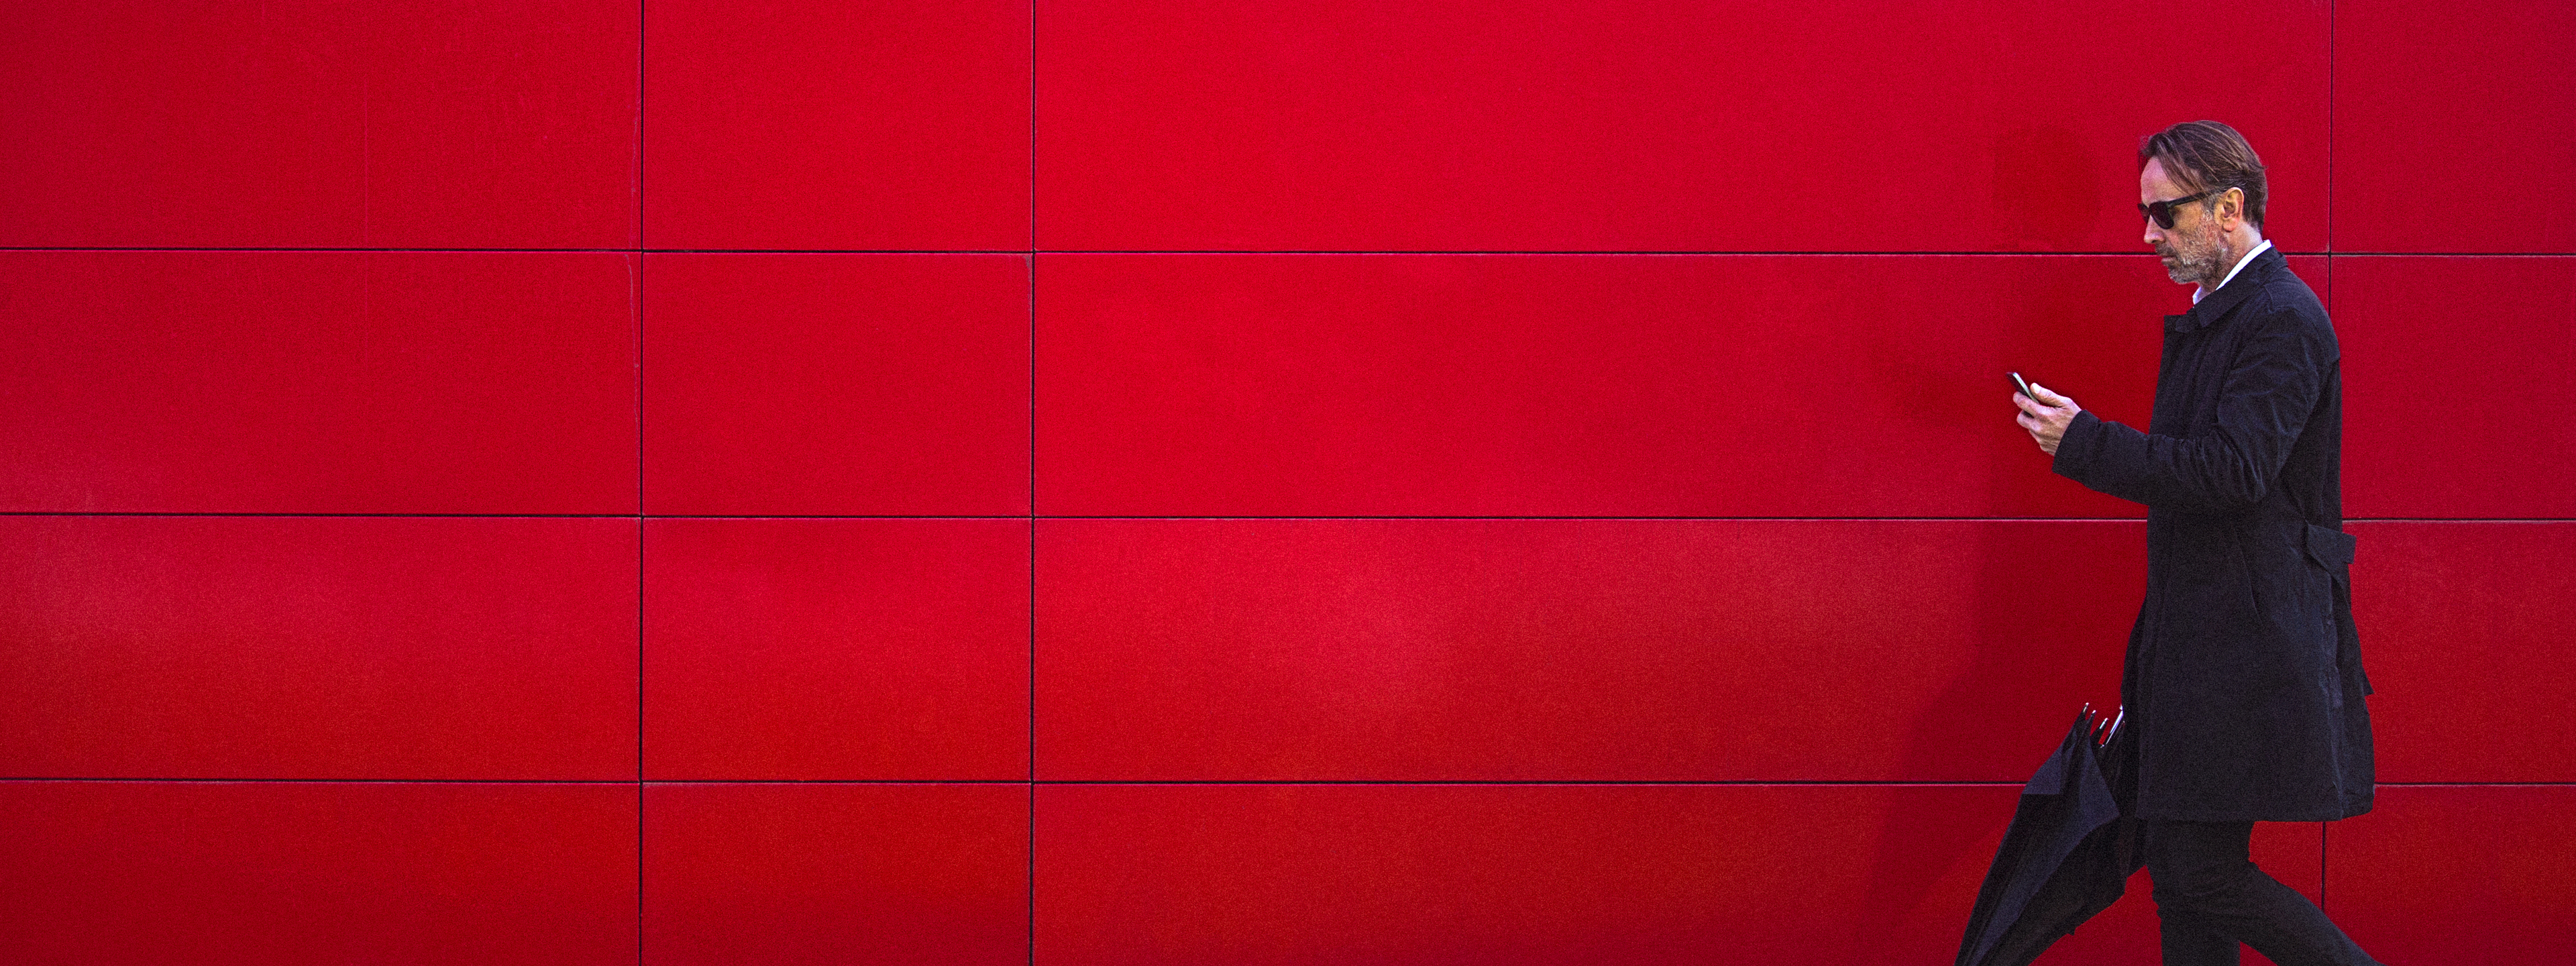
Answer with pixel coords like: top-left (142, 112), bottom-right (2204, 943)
top-left (2015, 384), bottom-right (2082, 455)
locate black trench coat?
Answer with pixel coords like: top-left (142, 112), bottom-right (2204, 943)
top-left (2051, 246), bottom-right (2374, 822)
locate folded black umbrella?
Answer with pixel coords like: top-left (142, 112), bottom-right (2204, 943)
top-left (1955, 706), bottom-right (2143, 966)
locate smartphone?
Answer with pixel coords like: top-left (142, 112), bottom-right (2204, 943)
top-left (2010, 372), bottom-right (2039, 405)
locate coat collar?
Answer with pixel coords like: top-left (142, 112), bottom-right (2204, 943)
top-left (2166, 245), bottom-right (2282, 333)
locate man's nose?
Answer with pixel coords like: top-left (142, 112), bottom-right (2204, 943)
top-left (2143, 220), bottom-right (2161, 246)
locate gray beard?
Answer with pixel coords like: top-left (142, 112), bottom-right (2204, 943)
top-left (2159, 242), bottom-right (2229, 286)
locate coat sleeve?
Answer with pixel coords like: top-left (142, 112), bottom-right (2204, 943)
top-left (2051, 300), bottom-right (2334, 513)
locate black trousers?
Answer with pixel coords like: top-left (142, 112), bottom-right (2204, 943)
top-left (2144, 820), bottom-right (2381, 966)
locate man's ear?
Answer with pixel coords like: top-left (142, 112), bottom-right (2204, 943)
top-left (2216, 187), bottom-right (2245, 227)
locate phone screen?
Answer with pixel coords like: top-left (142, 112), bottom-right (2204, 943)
top-left (2011, 372), bottom-right (2036, 402)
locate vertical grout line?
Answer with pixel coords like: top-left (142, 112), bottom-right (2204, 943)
top-left (1027, 5), bottom-right (1041, 963)
top-left (2320, 42), bottom-right (2337, 942)
top-left (1020, 0), bottom-right (1030, 258)
top-left (1027, 777), bottom-right (1039, 966)
top-left (635, 3), bottom-right (649, 963)
top-left (636, 0), bottom-right (649, 255)
top-left (1025, 258), bottom-right (1040, 966)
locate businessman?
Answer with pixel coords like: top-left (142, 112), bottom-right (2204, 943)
top-left (2014, 121), bottom-right (2381, 966)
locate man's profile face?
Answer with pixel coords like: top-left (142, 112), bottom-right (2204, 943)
top-left (2140, 157), bottom-right (2226, 286)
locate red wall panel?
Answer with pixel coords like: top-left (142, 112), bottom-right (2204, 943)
top-left (645, 784), bottom-right (1028, 965)
top-left (0, 252), bottom-right (637, 515)
top-left (0, 3), bottom-right (360, 248)
top-left (5, 0), bottom-right (2557, 956)
top-left (642, 254), bottom-right (1030, 516)
top-left (644, 519), bottom-right (1030, 781)
top-left (0, 1), bottom-right (638, 250)
top-left (2332, 1), bottom-right (2576, 253)
top-left (2337, 258), bottom-right (2575, 519)
top-left (1038, 518), bottom-right (2556, 786)
top-left (362, 0), bottom-right (642, 249)
top-left (1037, 0), bottom-right (2326, 252)
top-left (0, 517), bottom-right (639, 781)
top-left (0, 781), bottom-right (638, 965)
top-left (1036, 784), bottom-right (1982, 965)
top-left (644, 0), bottom-right (1032, 250)
top-left (1038, 519), bottom-right (2143, 782)
top-left (1036, 784), bottom-right (2316, 965)
top-left (2325, 786), bottom-right (2576, 965)
top-left (1040, 254), bottom-right (2325, 517)
top-left (2347, 523), bottom-right (2576, 783)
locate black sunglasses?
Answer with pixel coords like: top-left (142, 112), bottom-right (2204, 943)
top-left (2139, 188), bottom-right (2227, 230)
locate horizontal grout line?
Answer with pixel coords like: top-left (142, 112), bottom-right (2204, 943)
top-left (0, 778), bottom-right (2049, 788)
top-left (1027, 780), bottom-right (2576, 788)
top-left (637, 780), bottom-right (2053, 787)
top-left (0, 777), bottom-right (641, 785)
top-left (11, 247), bottom-right (2575, 257)
top-left (1024, 516), bottom-right (2573, 523)
top-left (9, 777), bottom-right (2569, 788)
top-left (1024, 780), bottom-right (2039, 786)
top-left (1, 513), bottom-right (1023, 521)
top-left (1034, 515), bottom-right (2158, 522)
top-left (0, 246), bottom-right (645, 254)
top-left (641, 249), bottom-right (1034, 255)
top-left (6, 513), bottom-right (2569, 523)
top-left (1034, 250), bottom-right (2273, 258)
top-left (0, 511), bottom-right (646, 519)
top-left (2345, 518), bottom-right (2576, 524)
top-left (1012, 250), bottom-right (2202, 257)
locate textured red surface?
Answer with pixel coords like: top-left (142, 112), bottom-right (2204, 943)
top-left (1038, 785), bottom-right (2316, 965)
top-left (642, 254), bottom-right (1032, 515)
top-left (0, 517), bottom-right (639, 781)
top-left (1036, 784), bottom-right (1993, 964)
top-left (644, 519), bottom-right (1030, 780)
top-left (645, 784), bottom-right (1030, 965)
top-left (2347, 523), bottom-right (2576, 782)
top-left (2337, 257), bottom-right (2576, 519)
top-left (1038, 0), bottom-right (2326, 252)
top-left (2327, 787), bottom-right (2576, 965)
top-left (2332, 1), bottom-right (2576, 253)
top-left (0, 251), bottom-right (638, 515)
top-left (0, 782), bottom-right (639, 965)
top-left (1038, 519), bottom-right (2141, 782)
top-left (3, 0), bottom-right (2566, 959)
top-left (0, 1), bottom-right (638, 249)
top-left (643, 0), bottom-right (1031, 250)
top-left (1038, 253), bottom-right (2329, 517)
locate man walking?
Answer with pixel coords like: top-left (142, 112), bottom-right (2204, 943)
top-left (2012, 121), bottom-right (2382, 965)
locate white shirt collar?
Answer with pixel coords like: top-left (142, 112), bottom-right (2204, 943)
top-left (2192, 238), bottom-right (2273, 305)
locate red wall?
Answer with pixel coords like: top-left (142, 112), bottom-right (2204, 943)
top-left (3, 1), bottom-right (2568, 963)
